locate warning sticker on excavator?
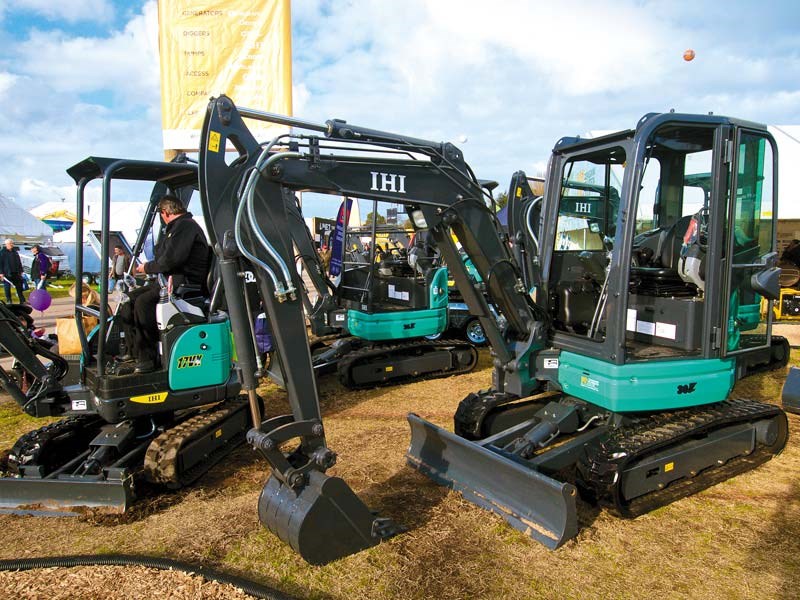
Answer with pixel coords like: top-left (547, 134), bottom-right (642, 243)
top-left (664, 462), bottom-right (674, 472)
top-left (209, 130), bottom-right (221, 153)
top-left (131, 392), bottom-right (168, 404)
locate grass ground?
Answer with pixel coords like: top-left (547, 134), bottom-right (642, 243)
top-left (46, 280), bottom-right (75, 299)
top-left (0, 350), bottom-right (798, 599)
top-left (24, 276), bottom-right (78, 299)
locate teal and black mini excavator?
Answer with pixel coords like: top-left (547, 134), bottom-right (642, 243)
top-left (0, 158), bottom-right (254, 513)
top-left (197, 97), bottom-right (788, 564)
top-left (271, 187), bottom-right (479, 389)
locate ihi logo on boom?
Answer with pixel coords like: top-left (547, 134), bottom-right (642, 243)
top-left (370, 172), bottom-right (407, 194)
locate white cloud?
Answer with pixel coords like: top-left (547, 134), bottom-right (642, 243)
top-left (9, 0), bottom-right (114, 23)
top-left (2, 0), bottom-right (800, 219)
top-left (14, 1), bottom-right (159, 105)
top-left (0, 71), bottom-right (17, 96)
top-left (0, 2), bottom-right (162, 207)
top-left (292, 82), bottom-right (311, 117)
top-left (423, 0), bottom-right (670, 94)
top-left (287, 0), bottom-right (800, 199)
top-left (19, 178), bottom-right (72, 203)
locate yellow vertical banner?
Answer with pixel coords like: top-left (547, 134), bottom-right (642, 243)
top-left (158, 0), bottom-right (292, 151)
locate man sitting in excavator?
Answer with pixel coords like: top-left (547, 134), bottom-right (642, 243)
top-left (117, 194), bottom-right (210, 374)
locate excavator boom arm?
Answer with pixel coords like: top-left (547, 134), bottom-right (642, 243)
top-left (197, 95), bottom-right (548, 563)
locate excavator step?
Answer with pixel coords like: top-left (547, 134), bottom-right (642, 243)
top-left (406, 413), bottom-right (578, 549)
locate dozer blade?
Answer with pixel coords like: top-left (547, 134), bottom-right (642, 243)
top-left (0, 475), bottom-right (133, 516)
top-left (257, 470), bottom-right (397, 565)
top-left (781, 366), bottom-right (800, 415)
top-left (406, 413), bottom-right (578, 550)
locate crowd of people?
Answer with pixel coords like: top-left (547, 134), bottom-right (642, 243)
top-left (0, 239), bottom-right (54, 303)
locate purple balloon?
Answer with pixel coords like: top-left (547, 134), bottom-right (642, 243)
top-left (28, 288), bottom-right (52, 311)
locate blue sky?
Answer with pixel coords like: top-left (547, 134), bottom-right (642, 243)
top-left (1, 0), bottom-right (799, 218)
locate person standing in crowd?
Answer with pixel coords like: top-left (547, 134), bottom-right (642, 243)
top-left (0, 239), bottom-right (26, 303)
top-left (319, 243), bottom-right (331, 274)
top-left (30, 244), bottom-right (52, 290)
top-left (108, 245), bottom-right (131, 290)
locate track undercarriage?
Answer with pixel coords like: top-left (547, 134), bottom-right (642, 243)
top-left (305, 334), bottom-right (478, 388)
top-left (408, 390), bottom-right (789, 548)
top-left (334, 338), bottom-right (478, 388)
top-left (0, 395), bottom-right (250, 514)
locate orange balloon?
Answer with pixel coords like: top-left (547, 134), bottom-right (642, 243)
top-left (683, 48), bottom-right (696, 61)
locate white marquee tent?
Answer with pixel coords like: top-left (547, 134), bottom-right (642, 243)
top-left (0, 194), bottom-right (54, 243)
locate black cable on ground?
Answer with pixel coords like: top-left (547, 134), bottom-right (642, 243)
top-left (0, 554), bottom-right (296, 600)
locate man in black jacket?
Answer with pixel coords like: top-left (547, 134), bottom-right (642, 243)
top-left (118, 195), bottom-right (210, 373)
top-left (0, 239), bottom-right (26, 303)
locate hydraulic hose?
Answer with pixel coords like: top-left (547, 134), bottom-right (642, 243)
top-left (244, 150), bottom-right (301, 295)
top-left (234, 192), bottom-right (283, 294)
top-left (524, 196), bottom-right (542, 254)
top-left (232, 139), bottom-right (286, 296)
top-left (0, 554), bottom-right (296, 600)
top-left (235, 149), bottom-right (305, 300)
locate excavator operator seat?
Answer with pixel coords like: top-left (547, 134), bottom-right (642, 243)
top-left (631, 214), bottom-right (704, 298)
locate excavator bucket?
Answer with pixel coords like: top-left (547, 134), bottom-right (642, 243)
top-left (781, 366), bottom-right (800, 415)
top-left (406, 413), bottom-right (578, 549)
top-left (257, 470), bottom-right (397, 565)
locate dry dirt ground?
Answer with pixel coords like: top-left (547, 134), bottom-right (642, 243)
top-left (0, 349), bottom-right (799, 599)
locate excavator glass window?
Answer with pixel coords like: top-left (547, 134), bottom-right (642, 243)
top-left (548, 146), bottom-right (625, 340)
top-left (626, 125), bottom-right (716, 360)
top-left (723, 131), bottom-right (776, 354)
top-left (334, 198), bottom-right (421, 312)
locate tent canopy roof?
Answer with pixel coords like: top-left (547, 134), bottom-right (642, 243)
top-left (0, 194), bottom-right (53, 242)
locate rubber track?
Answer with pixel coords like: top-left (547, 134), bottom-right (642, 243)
top-left (578, 398), bottom-right (787, 518)
top-left (143, 397), bottom-right (248, 489)
top-left (6, 415), bottom-right (104, 474)
top-left (336, 338), bottom-right (478, 388)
